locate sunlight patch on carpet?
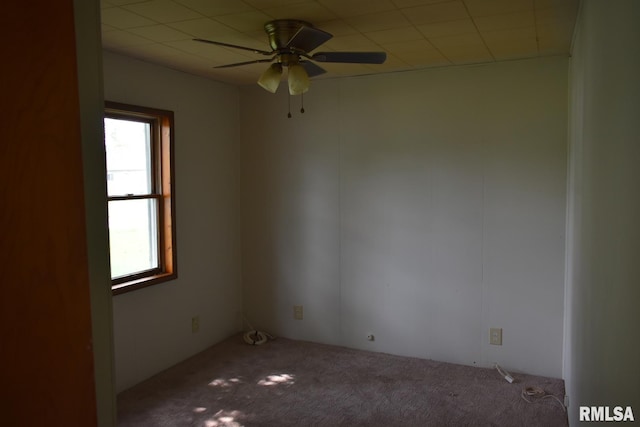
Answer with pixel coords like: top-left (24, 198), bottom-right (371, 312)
top-left (208, 378), bottom-right (242, 388)
top-left (205, 409), bottom-right (245, 427)
top-left (257, 373), bottom-right (295, 386)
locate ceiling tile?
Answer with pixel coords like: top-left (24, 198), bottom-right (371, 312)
top-left (101, 7), bottom-right (157, 29)
top-left (416, 18), bottom-right (476, 37)
top-left (403, 1), bottom-right (470, 25)
top-left (112, 42), bottom-right (187, 61)
top-left (536, 23), bottom-right (573, 55)
top-left (318, 0), bottom-right (397, 18)
top-left (382, 38), bottom-right (450, 67)
top-left (102, 23), bottom-right (119, 33)
top-left (481, 27), bottom-right (538, 59)
top-left (428, 31), bottom-right (485, 48)
top-left (346, 10), bottom-right (411, 33)
top-left (427, 30), bottom-right (494, 63)
top-left (103, 30), bottom-right (156, 48)
top-left (173, 0), bottom-right (253, 17)
top-left (262, 2), bottom-right (337, 22)
top-left (104, 0), bottom-right (150, 5)
top-left (128, 24), bottom-right (192, 42)
top-left (393, 0), bottom-right (455, 7)
top-left (314, 19), bottom-right (359, 37)
top-left (123, 0), bottom-right (203, 23)
top-left (244, 0), bottom-right (312, 10)
top-left (214, 10), bottom-right (274, 32)
top-left (169, 17), bottom-right (246, 39)
top-left (322, 33), bottom-right (383, 51)
top-left (222, 32), bottom-right (273, 50)
top-left (439, 45), bottom-right (493, 64)
top-left (100, 0), bottom-right (579, 86)
top-left (240, 28), bottom-right (274, 46)
top-left (535, 7), bottom-right (578, 27)
top-left (365, 26), bottom-right (424, 44)
top-left (534, 0), bottom-right (579, 12)
top-left (463, 0), bottom-right (532, 17)
top-left (481, 26), bottom-right (536, 45)
top-left (473, 11), bottom-right (535, 32)
top-left (485, 42), bottom-right (538, 60)
top-left (166, 39), bottom-right (259, 65)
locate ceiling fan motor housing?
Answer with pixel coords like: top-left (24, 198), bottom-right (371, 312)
top-left (264, 19), bottom-right (312, 52)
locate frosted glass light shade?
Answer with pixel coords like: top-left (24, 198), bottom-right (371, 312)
top-left (288, 64), bottom-right (309, 95)
top-left (258, 63), bottom-right (283, 93)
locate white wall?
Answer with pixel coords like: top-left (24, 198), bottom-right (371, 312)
top-left (241, 56), bottom-right (568, 378)
top-left (103, 52), bottom-right (242, 392)
top-left (565, 1), bottom-right (640, 424)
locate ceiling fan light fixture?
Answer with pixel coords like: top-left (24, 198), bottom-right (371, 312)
top-left (257, 63), bottom-right (283, 93)
top-left (288, 63), bottom-right (309, 95)
top-left (194, 19), bottom-right (387, 101)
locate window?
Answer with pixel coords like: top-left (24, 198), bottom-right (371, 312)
top-left (104, 101), bottom-right (177, 294)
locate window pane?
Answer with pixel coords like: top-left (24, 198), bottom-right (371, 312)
top-left (108, 199), bottom-right (159, 279)
top-left (104, 118), bottom-right (152, 196)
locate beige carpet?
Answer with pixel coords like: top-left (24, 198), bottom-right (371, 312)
top-left (117, 334), bottom-right (568, 426)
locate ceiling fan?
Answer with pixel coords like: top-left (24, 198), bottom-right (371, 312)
top-left (194, 19), bottom-right (387, 95)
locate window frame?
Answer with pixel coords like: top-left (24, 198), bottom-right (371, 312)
top-left (104, 101), bottom-right (177, 295)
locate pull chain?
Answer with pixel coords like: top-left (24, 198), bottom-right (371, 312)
top-left (287, 93), bottom-right (307, 118)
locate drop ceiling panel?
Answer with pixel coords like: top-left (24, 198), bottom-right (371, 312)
top-left (416, 19), bottom-right (477, 38)
top-left (481, 27), bottom-right (538, 60)
top-left (245, 0), bottom-right (314, 9)
top-left (102, 7), bottom-right (156, 29)
top-left (473, 11), bottom-right (535, 32)
top-left (463, 0), bottom-right (533, 16)
top-left (122, 0), bottom-right (203, 23)
top-left (318, 0), bottom-right (397, 18)
top-left (168, 18), bottom-right (242, 40)
top-left (263, 2), bottom-right (337, 22)
top-left (101, 0), bottom-right (578, 87)
top-left (173, 0), bottom-right (253, 16)
top-left (323, 34), bottom-right (384, 51)
top-left (403, 1), bottom-right (470, 25)
top-left (166, 39), bottom-right (257, 64)
top-left (213, 11), bottom-right (275, 32)
top-left (365, 26), bottom-right (424, 44)
top-left (104, 30), bottom-right (156, 48)
top-left (103, 0), bottom-right (150, 6)
top-left (128, 25), bottom-right (192, 42)
top-left (441, 45), bottom-right (493, 64)
top-left (382, 39), bottom-right (450, 67)
top-left (314, 19), bottom-right (359, 37)
top-left (345, 10), bottom-right (411, 33)
top-left (392, 0), bottom-right (461, 7)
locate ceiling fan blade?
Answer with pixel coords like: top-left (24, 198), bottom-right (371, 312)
top-left (193, 38), bottom-right (273, 56)
top-left (312, 51), bottom-right (387, 64)
top-left (285, 25), bottom-right (332, 53)
top-left (214, 58), bottom-right (275, 69)
top-left (300, 61), bottom-right (327, 78)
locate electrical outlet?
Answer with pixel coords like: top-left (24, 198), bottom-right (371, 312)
top-left (490, 328), bottom-right (502, 345)
top-left (192, 316), bottom-right (200, 333)
top-left (293, 305), bottom-right (303, 320)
